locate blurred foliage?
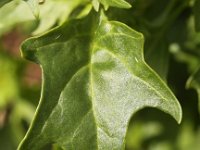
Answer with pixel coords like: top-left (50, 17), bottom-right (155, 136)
top-left (0, 0), bottom-right (199, 150)
top-left (0, 51), bottom-right (38, 149)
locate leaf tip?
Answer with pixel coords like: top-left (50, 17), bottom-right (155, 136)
top-left (92, 0), bottom-right (100, 11)
top-left (186, 77), bottom-right (192, 90)
top-left (124, 3), bottom-right (132, 9)
top-left (171, 97), bottom-right (183, 124)
top-left (177, 104), bottom-right (183, 124)
top-left (118, 0), bottom-right (132, 9)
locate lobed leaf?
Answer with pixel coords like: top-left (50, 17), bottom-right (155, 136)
top-left (18, 11), bottom-right (182, 150)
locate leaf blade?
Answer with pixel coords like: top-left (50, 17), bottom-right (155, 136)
top-left (18, 11), bottom-right (182, 150)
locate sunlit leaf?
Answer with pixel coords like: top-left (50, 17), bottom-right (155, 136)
top-left (24, 0), bottom-right (40, 18)
top-left (96, 0), bottom-right (131, 10)
top-left (0, 1), bottom-right (34, 36)
top-left (32, 0), bottom-right (88, 35)
top-left (18, 11), bottom-right (182, 150)
top-left (92, 0), bottom-right (99, 11)
top-left (0, 0), bottom-right (89, 36)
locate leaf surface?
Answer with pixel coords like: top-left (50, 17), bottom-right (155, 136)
top-left (18, 11), bottom-right (182, 150)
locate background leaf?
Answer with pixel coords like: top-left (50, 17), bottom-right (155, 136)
top-left (0, 1), bottom-right (34, 36)
top-left (187, 67), bottom-right (200, 113)
top-left (194, 0), bottom-right (200, 32)
top-left (0, 50), bottom-right (37, 149)
top-left (24, 0), bottom-right (39, 18)
top-left (0, 53), bottom-right (18, 109)
top-left (0, 0), bottom-right (90, 36)
top-left (32, 0), bottom-right (89, 35)
top-left (0, 0), bottom-right (12, 8)
top-left (91, 0), bottom-right (131, 11)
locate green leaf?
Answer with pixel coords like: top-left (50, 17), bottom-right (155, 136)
top-left (18, 11), bottom-right (182, 150)
top-left (169, 43), bottom-right (200, 73)
top-left (0, 0), bottom-right (12, 8)
top-left (194, 0), bottom-right (200, 32)
top-left (32, 0), bottom-right (88, 35)
top-left (177, 122), bottom-right (200, 150)
top-left (0, 0), bottom-right (88, 36)
top-left (24, 0), bottom-right (40, 18)
top-left (98, 0), bottom-right (131, 10)
top-left (92, 0), bottom-right (100, 11)
top-left (0, 0), bottom-right (34, 36)
top-left (126, 121), bottom-right (163, 149)
top-left (0, 53), bottom-right (19, 108)
top-left (187, 67), bottom-right (200, 113)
